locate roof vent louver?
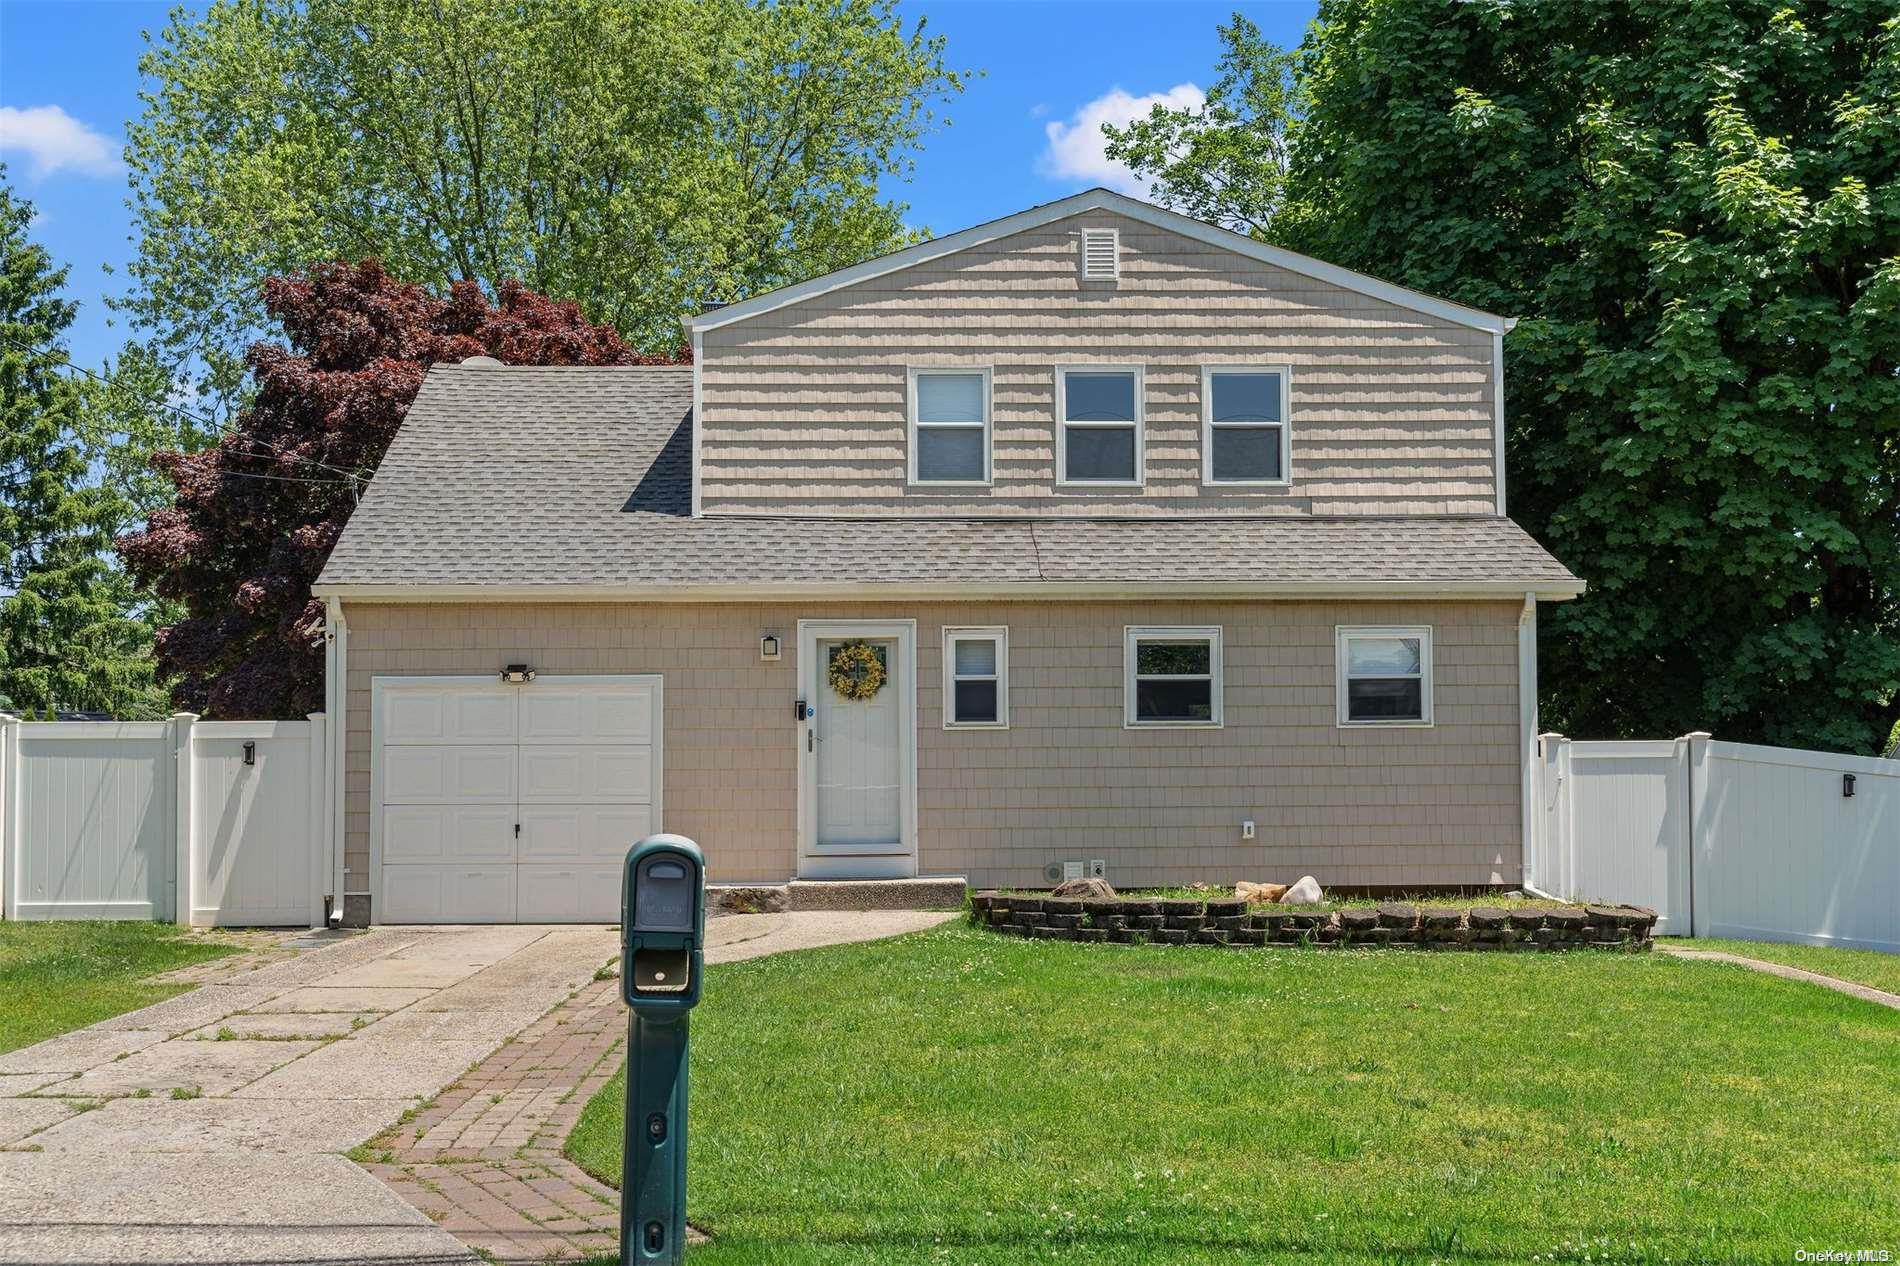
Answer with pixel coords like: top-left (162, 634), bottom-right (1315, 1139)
top-left (460, 355), bottom-right (504, 367)
top-left (1080, 227), bottom-right (1119, 281)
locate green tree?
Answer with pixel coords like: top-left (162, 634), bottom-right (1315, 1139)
top-left (1111, 1), bottom-right (1900, 754)
top-left (121, 0), bottom-right (965, 405)
top-left (0, 176), bottom-right (168, 718)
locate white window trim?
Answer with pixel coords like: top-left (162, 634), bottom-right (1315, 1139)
top-left (1123, 625), bottom-right (1223, 729)
top-left (1201, 363), bottom-right (1293, 488)
top-left (907, 366), bottom-right (992, 487)
top-left (1335, 625), bottom-right (1435, 728)
top-left (941, 626), bottom-right (1008, 729)
top-left (1056, 364), bottom-right (1145, 489)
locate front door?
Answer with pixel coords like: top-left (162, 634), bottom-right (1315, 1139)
top-left (796, 621), bottom-right (916, 878)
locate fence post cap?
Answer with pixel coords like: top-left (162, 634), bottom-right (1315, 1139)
top-left (1537, 731), bottom-right (1567, 741)
top-left (1681, 730), bottom-right (1713, 740)
top-left (306, 711), bottom-right (326, 722)
top-left (170, 712), bottom-right (200, 721)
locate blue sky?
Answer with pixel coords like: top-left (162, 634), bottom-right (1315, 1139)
top-left (0, 0), bottom-right (1318, 370)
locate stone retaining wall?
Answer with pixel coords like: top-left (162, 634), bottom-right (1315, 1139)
top-left (969, 894), bottom-right (1656, 951)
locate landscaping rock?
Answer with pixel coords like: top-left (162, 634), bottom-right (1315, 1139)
top-left (1585, 904), bottom-right (1625, 927)
top-left (1467, 907), bottom-right (1509, 929)
top-left (1545, 907), bottom-right (1588, 929)
top-left (1119, 900), bottom-right (1162, 917)
top-left (1339, 909), bottom-right (1378, 932)
top-left (715, 886), bottom-right (790, 915)
top-left (1010, 897), bottom-right (1045, 913)
top-left (1422, 909), bottom-right (1461, 929)
top-left (1506, 908), bottom-right (1547, 929)
top-left (1204, 898), bottom-right (1247, 917)
top-left (1051, 877), bottom-right (1117, 901)
top-left (1236, 881), bottom-right (1289, 903)
top-left (1083, 899), bottom-right (1123, 918)
top-left (1158, 899), bottom-right (1205, 916)
top-left (1279, 875), bottom-right (1324, 904)
top-left (1154, 929), bottom-right (1190, 945)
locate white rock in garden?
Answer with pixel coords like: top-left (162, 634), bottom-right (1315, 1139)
top-left (1279, 875), bottom-right (1323, 904)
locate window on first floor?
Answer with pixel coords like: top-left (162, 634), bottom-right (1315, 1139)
top-left (1123, 626), bottom-right (1222, 727)
top-left (1057, 366), bottom-right (1143, 486)
top-left (942, 627), bottom-right (1007, 727)
top-left (1336, 626), bottom-right (1433, 725)
top-left (909, 369), bottom-right (991, 485)
top-left (1202, 366), bottom-right (1289, 485)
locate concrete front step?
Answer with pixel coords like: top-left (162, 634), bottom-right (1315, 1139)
top-left (787, 877), bottom-right (968, 912)
top-left (707, 877), bottom-right (967, 913)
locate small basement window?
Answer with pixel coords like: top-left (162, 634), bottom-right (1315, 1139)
top-left (1124, 626), bottom-right (1222, 727)
top-left (1337, 626), bottom-right (1434, 726)
top-left (1080, 227), bottom-right (1119, 281)
top-left (1057, 366), bottom-right (1143, 486)
top-left (943, 627), bottom-right (1007, 727)
top-left (1203, 366), bottom-right (1290, 485)
top-left (909, 369), bottom-right (990, 485)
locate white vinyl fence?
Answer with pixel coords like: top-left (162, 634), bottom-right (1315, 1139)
top-left (1531, 732), bottom-right (1898, 951)
top-left (0, 713), bottom-right (328, 926)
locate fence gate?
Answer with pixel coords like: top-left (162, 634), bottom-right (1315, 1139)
top-left (1534, 733), bottom-right (1898, 951)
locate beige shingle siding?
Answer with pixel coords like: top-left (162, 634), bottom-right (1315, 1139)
top-left (698, 210), bottom-right (1499, 517)
top-left (341, 598), bottom-right (1522, 896)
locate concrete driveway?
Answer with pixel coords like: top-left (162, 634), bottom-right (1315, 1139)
top-left (0, 924), bottom-right (616, 1265)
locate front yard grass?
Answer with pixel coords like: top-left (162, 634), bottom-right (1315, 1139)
top-left (0, 921), bottom-right (238, 1053)
top-left (1677, 935), bottom-right (1900, 996)
top-left (567, 923), bottom-right (1897, 1265)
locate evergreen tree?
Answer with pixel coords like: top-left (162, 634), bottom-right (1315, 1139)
top-left (0, 174), bottom-right (166, 717)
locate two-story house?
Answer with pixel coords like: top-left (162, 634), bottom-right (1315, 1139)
top-left (312, 188), bottom-right (1583, 925)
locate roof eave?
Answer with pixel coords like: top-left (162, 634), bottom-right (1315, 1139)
top-left (313, 578), bottom-right (1586, 603)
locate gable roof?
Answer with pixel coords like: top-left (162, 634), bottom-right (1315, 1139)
top-left (313, 364), bottom-right (1582, 600)
top-left (682, 188), bottom-right (1513, 338)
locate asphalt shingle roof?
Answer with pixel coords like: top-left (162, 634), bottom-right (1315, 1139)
top-left (315, 364), bottom-right (1583, 593)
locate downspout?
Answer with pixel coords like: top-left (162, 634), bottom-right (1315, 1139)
top-left (1516, 591), bottom-right (1539, 893)
top-left (324, 597), bottom-right (348, 926)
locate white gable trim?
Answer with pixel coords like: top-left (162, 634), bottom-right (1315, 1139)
top-left (682, 188), bottom-right (1512, 337)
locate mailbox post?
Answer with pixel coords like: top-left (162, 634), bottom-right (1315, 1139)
top-left (620, 834), bottom-right (706, 1265)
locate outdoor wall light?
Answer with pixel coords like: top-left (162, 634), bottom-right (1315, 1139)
top-left (500, 664), bottom-right (537, 684)
top-left (760, 634), bottom-right (782, 661)
top-left (1843, 773), bottom-right (1856, 798)
top-left (242, 741), bottom-right (256, 766)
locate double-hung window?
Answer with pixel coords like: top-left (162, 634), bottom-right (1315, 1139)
top-left (1057, 366), bottom-right (1142, 486)
top-left (1202, 366), bottom-right (1289, 485)
top-left (942, 627), bottom-right (1007, 728)
top-left (1124, 626), bottom-right (1222, 727)
top-left (909, 369), bottom-right (990, 485)
top-left (1336, 626), bottom-right (1433, 726)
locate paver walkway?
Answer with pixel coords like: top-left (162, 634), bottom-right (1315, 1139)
top-left (1658, 944), bottom-right (1900, 1011)
top-left (366, 910), bottom-right (958, 1264)
top-left (0, 923), bottom-right (617, 1265)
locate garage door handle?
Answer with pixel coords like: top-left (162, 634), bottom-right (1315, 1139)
top-left (806, 727), bottom-right (815, 752)
top-left (514, 823), bottom-right (521, 838)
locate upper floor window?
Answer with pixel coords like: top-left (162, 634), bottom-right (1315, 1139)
top-left (908, 369), bottom-right (990, 485)
top-left (1336, 626), bottom-right (1434, 726)
top-left (1202, 367), bottom-right (1290, 485)
top-left (1124, 626), bottom-right (1223, 727)
top-left (1057, 366), bottom-right (1143, 487)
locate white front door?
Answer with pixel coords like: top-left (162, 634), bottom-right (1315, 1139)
top-left (373, 675), bottom-right (662, 923)
top-left (797, 621), bottom-right (916, 878)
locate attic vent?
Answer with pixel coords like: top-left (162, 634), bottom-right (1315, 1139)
top-left (1080, 227), bottom-right (1119, 281)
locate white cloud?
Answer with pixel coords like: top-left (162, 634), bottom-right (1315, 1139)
top-left (1038, 83), bottom-right (1203, 196)
top-left (0, 105), bottom-right (122, 178)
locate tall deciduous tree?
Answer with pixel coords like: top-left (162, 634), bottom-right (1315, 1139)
top-left (1112, 1), bottom-right (1900, 754)
top-left (0, 176), bottom-right (167, 717)
top-left (121, 0), bottom-right (965, 405)
top-left (117, 260), bottom-right (663, 719)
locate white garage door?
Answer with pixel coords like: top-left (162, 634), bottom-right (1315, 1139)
top-left (374, 676), bottom-right (661, 923)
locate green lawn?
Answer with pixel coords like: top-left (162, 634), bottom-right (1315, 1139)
top-left (1675, 936), bottom-right (1900, 996)
top-left (568, 924), bottom-right (1898, 1265)
top-left (0, 921), bottom-right (239, 1054)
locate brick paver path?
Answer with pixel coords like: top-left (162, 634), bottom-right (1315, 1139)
top-left (362, 978), bottom-right (628, 1264)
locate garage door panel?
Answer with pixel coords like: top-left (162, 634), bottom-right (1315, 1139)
top-left (517, 864), bottom-right (623, 922)
top-left (383, 865), bottom-right (516, 923)
top-left (519, 805), bottom-right (653, 864)
top-left (521, 685), bottom-right (654, 745)
top-left (519, 745), bottom-right (652, 803)
top-left (384, 805), bottom-right (516, 863)
top-left (383, 746), bottom-right (516, 803)
top-left (384, 688), bottom-right (517, 744)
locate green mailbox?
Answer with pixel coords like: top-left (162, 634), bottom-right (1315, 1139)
top-left (620, 834), bottom-right (706, 1265)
